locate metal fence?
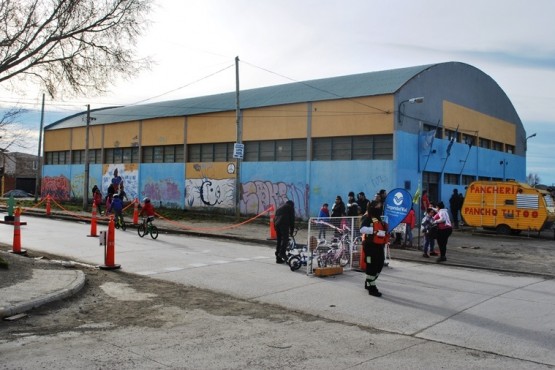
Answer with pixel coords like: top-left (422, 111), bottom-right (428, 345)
top-left (302, 216), bottom-right (363, 274)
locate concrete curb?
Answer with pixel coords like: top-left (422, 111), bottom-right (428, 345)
top-left (0, 269), bottom-right (86, 319)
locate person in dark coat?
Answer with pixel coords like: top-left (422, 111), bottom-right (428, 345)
top-left (274, 200), bottom-right (295, 264)
top-left (449, 189), bottom-right (462, 228)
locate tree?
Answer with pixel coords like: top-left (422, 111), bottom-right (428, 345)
top-left (527, 173), bottom-right (540, 187)
top-left (0, 107), bottom-right (32, 151)
top-left (0, 0), bottom-right (152, 98)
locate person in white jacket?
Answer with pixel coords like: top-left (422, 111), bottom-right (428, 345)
top-left (432, 201), bottom-right (453, 262)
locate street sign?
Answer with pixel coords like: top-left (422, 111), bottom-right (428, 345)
top-left (233, 143), bottom-right (244, 159)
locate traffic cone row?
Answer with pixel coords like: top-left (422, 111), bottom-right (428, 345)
top-left (268, 205), bottom-right (277, 240)
top-left (46, 195), bottom-right (51, 216)
top-left (10, 207), bottom-right (26, 255)
top-left (132, 198), bottom-right (139, 225)
top-left (88, 203), bottom-right (98, 237)
top-left (99, 215), bottom-right (120, 270)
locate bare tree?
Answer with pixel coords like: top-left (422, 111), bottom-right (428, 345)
top-left (527, 173), bottom-right (540, 187)
top-left (0, 107), bottom-right (32, 151)
top-left (0, 0), bottom-right (152, 98)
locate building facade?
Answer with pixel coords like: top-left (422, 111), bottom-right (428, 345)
top-left (42, 62), bottom-right (527, 218)
top-left (1, 152), bottom-right (41, 195)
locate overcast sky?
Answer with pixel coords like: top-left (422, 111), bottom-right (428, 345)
top-left (3, 0), bottom-right (555, 185)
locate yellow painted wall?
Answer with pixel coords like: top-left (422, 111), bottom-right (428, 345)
top-left (312, 95), bottom-right (394, 137)
top-left (187, 112), bottom-right (236, 144)
top-left (443, 101), bottom-right (515, 144)
top-left (142, 117), bottom-right (185, 146)
top-left (71, 126), bottom-right (104, 150)
top-left (44, 129), bottom-right (71, 151)
top-left (243, 104), bottom-right (308, 140)
top-left (186, 162), bottom-right (236, 179)
top-left (103, 121), bottom-right (140, 148)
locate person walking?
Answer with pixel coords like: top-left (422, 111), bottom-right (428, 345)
top-left (360, 201), bottom-right (389, 297)
top-left (433, 201), bottom-right (453, 262)
top-left (449, 189), bottom-right (462, 229)
top-left (273, 200), bottom-right (295, 264)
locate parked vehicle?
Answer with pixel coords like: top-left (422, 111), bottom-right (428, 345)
top-left (461, 180), bottom-right (555, 235)
top-left (2, 189), bottom-right (33, 198)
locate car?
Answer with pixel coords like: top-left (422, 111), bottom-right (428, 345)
top-left (2, 189), bottom-right (34, 198)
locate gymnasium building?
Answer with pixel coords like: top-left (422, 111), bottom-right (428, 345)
top-left (42, 61), bottom-right (528, 219)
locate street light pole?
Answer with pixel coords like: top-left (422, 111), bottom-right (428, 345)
top-left (524, 133), bottom-right (536, 151)
top-left (398, 96), bottom-right (424, 124)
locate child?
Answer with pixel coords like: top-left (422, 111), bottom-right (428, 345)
top-left (140, 197), bottom-right (155, 225)
top-left (93, 187), bottom-right (103, 215)
top-left (318, 203), bottom-right (330, 239)
top-left (421, 207), bottom-right (437, 257)
top-left (111, 194), bottom-right (124, 226)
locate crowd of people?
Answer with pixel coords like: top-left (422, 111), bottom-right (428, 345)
top-left (274, 187), bottom-right (461, 299)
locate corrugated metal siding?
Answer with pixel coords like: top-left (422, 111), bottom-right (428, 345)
top-left (46, 64), bottom-right (435, 130)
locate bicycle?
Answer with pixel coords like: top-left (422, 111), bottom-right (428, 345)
top-left (314, 228), bottom-right (360, 268)
top-left (114, 214), bottom-right (126, 231)
top-left (137, 217), bottom-right (159, 239)
top-left (285, 228), bottom-right (310, 271)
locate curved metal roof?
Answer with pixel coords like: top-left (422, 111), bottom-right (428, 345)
top-left (46, 63), bottom-right (436, 130)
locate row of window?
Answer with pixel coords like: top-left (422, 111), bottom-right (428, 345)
top-left (427, 125), bottom-right (515, 154)
top-left (45, 135), bottom-right (394, 164)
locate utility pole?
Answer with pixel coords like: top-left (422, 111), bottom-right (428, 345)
top-left (234, 56), bottom-right (242, 218)
top-left (83, 105), bottom-right (91, 210)
top-left (34, 94), bottom-right (45, 202)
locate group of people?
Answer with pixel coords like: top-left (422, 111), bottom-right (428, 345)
top-left (273, 187), bottom-right (457, 299)
top-left (420, 190), bottom-right (454, 263)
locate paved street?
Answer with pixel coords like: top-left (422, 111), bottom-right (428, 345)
top-left (1, 214), bottom-right (554, 368)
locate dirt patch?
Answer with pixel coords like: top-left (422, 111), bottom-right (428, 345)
top-left (0, 248), bottom-right (320, 339)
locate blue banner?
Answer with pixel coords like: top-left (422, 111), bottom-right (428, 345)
top-left (384, 188), bottom-right (412, 232)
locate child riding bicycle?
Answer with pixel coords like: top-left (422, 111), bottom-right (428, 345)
top-left (140, 197), bottom-right (155, 226)
top-left (111, 194), bottom-right (124, 227)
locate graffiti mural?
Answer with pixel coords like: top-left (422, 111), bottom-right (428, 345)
top-left (185, 162), bottom-right (236, 209)
top-left (42, 175), bottom-right (71, 200)
top-left (102, 164), bottom-right (139, 200)
top-left (241, 180), bottom-right (307, 219)
top-left (142, 177), bottom-right (182, 207)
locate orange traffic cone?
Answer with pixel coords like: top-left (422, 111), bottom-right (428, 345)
top-left (132, 198), bottom-right (139, 225)
top-left (88, 203), bottom-right (98, 237)
top-left (100, 215), bottom-right (120, 270)
top-left (267, 205), bottom-right (277, 240)
top-left (46, 195), bottom-right (51, 216)
top-left (10, 207), bottom-right (26, 255)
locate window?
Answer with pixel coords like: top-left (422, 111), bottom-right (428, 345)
top-left (187, 143), bottom-right (232, 163)
top-left (462, 175), bottom-right (475, 185)
top-left (444, 129), bottom-right (459, 142)
top-left (243, 139), bottom-right (307, 162)
top-left (506, 144), bottom-right (514, 154)
top-left (72, 150), bottom-right (84, 164)
top-left (373, 135), bottom-right (393, 159)
top-left (312, 135), bottom-right (393, 161)
top-left (444, 173), bottom-right (459, 185)
top-left (462, 134), bottom-right (475, 147)
top-left (312, 138), bottom-right (332, 161)
top-left (479, 138), bottom-right (491, 149)
top-left (143, 145), bottom-right (185, 163)
top-left (492, 141), bottom-right (503, 152)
